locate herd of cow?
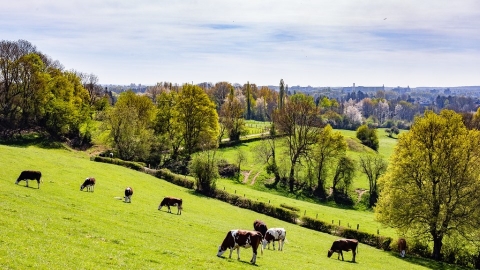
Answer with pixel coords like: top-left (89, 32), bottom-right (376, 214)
top-left (14, 170), bottom-right (183, 214)
top-left (15, 170), bottom-right (408, 265)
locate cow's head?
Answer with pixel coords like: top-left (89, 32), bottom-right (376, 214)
top-left (80, 184), bottom-right (85, 191)
top-left (217, 245), bottom-right (226, 257)
top-left (327, 250), bottom-right (334, 258)
top-left (262, 239), bottom-right (269, 250)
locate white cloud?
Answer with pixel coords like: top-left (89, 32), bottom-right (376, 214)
top-left (1, 0), bottom-right (479, 86)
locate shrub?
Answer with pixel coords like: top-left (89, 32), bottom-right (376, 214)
top-left (217, 159), bottom-right (239, 177)
top-left (188, 150), bottom-right (219, 194)
top-left (280, 203), bottom-right (300, 212)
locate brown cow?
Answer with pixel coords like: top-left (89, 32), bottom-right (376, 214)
top-left (124, 187), bottom-right (133, 203)
top-left (158, 197), bottom-right (183, 215)
top-left (15, 170), bottom-right (42, 189)
top-left (398, 238), bottom-right (407, 258)
top-left (217, 230), bottom-right (263, 264)
top-left (80, 177), bottom-right (96, 192)
top-left (253, 220), bottom-right (268, 239)
top-left (327, 239), bottom-right (358, 262)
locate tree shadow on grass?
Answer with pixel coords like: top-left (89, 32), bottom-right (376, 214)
top-left (1, 133), bottom-right (65, 149)
top-left (401, 255), bottom-right (467, 270)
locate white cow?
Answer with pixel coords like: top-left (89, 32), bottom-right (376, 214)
top-left (262, 228), bottom-right (286, 251)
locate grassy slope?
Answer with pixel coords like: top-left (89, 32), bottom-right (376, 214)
top-left (0, 144), bottom-right (462, 269)
top-left (215, 128), bottom-right (404, 238)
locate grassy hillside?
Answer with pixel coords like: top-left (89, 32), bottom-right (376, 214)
top-left (0, 144), bottom-right (463, 269)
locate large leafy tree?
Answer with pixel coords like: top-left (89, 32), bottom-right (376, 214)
top-left (175, 84), bottom-right (219, 156)
top-left (219, 86), bottom-right (245, 141)
top-left (104, 90), bottom-right (155, 161)
top-left (274, 93), bottom-right (322, 193)
top-left (375, 110), bottom-right (480, 260)
top-left (154, 91), bottom-right (182, 160)
top-left (359, 155), bottom-right (387, 207)
top-left (312, 124), bottom-right (347, 198)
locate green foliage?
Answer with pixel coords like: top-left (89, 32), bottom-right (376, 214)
top-left (356, 124), bottom-right (379, 151)
top-left (280, 203), bottom-right (300, 212)
top-left (189, 150), bottom-right (219, 194)
top-left (301, 216), bottom-right (393, 250)
top-left (103, 91), bottom-right (155, 161)
top-left (176, 84), bottom-right (219, 155)
top-left (313, 124), bottom-right (347, 198)
top-left (376, 110), bottom-right (480, 261)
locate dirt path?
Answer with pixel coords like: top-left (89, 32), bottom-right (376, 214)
top-left (242, 170), bottom-right (252, 184)
top-left (250, 172), bottom-right (261, 185)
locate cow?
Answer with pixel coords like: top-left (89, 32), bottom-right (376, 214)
top-left (398, 238), bottom-right (407, 258)
top-left (253, 220), bottom-right (268, 239)
top-left (80, 177), bottom-right (96, 192)
top-left (15, 170), bottom-right (42, 189)
top-left (327, 239), bottom-right (359, 262)
top-left (158, 197), bottom-right (183, 215)
top-left (124, 187), bottom-right (133, 203)
top-left (217, 230), bottom-right (263, 264)
top-left (262, 228), bottom-right (286, 251)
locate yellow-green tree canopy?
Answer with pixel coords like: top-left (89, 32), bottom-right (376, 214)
top-left (375, 110), bottom-right (480, 260)
top-left (176, 84), bottom-right (219, 155)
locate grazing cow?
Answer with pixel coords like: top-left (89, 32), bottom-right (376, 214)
top-left (124, 187), bottom-right (133, 203)
top-left (217, 230), bottom-right (263, 264)
top-left (262, 228), bottom-right (287, 251)
top-left (80, 177), bottom-right (96, 192)
top-left (398, 238), bottom-right (407, 258)
top-left (327, 239), bottom-right (359, 262)
top-left (15, 170), bottom-right (42, 189)
top-left (253, 220), bottom-right (268, 239)
top-left (158, 197), bottom-right (183, 215)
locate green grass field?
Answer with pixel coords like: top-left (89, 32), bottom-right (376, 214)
top-left (0, 144), bottom-right (466, 269)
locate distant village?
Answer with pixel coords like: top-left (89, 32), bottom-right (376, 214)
top-left (104, 83), bottom-right (480, 110)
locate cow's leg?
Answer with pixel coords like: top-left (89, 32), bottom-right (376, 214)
top-left (236, 247), bottom-right (241, 260)
top-left (401, 250), bottom-right (405, 257)
top-left (37, 180), bottom-right (40, 189)
top-left (340, 251), bottom-right (344, 261)
top-left (352, 250), bottom-right (356, 262)
top-left (229, 248), bottom-right (234, 259)
top-left (273, 241), bottom-right (276, 250)
top-left (26, 180), bottom-right (29, 187)
top-left (279, 240), bottom-right (283, 251)
top-left (251, 251), bottom-right (257, 264)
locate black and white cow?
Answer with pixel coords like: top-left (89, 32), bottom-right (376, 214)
top-left (262, 228), bottom-right (287, 251)
top-left (124, 187), bottom-right (133, 203)
top-left (15, 170), bottom-right (42, 189)
top-left (80, 177), bottom-right (96, 192)
top-left (158, 197), bottom-right (183, 215)
top-left (217, 230), bottom-right (263, 264)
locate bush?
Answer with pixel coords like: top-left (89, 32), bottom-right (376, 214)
top-left (189, 151), bottom-right (219, 195)
top-left (217, 159), bottom-right (239, 177)
top-left (280, 203), bottom-right (300, 212)
top-left (92, 156), bottom-right (144, 171)
top-left (300, 216), bottom-right (393, 250)
top-left (152, 168), bottom-right (195, 189)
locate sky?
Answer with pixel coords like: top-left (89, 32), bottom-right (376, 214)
top-left (2, 0), bottom-right (479, 87)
